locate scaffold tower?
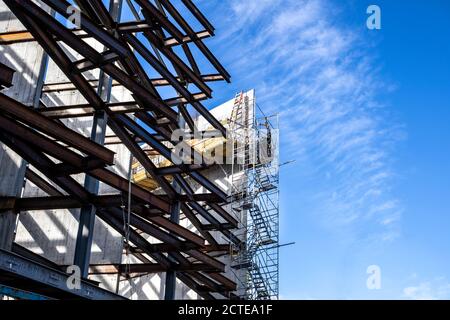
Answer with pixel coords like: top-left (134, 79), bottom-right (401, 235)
top-left (229, 91), bottom-right (280, 300)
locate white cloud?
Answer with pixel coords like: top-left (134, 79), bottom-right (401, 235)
top-left (403, 279), bottom-right (450, 300)
top-left (212, 0), bottom-right (404, 242)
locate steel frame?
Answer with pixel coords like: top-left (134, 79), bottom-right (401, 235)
top-left (0, 0), bottom-right (238, 300)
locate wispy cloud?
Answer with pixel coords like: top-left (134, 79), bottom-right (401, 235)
top-left (209, 0), bottom-right (404, 242)
top-left (403, 278), bottom-right (450, 300)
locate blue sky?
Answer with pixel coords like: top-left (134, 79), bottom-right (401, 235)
top-left (194, 0), bottom-right (450, 299)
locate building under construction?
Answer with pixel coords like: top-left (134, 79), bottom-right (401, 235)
top-left (0, 0), bottom-right (279, 300)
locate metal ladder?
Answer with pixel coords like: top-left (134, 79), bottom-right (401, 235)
top-left (249, 205), bottom-right (274, 246)
top-left (249, 263), bottom-right (270, 299)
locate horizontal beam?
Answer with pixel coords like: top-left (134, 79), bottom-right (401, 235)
top-left (85, 262), bottom-right (218, 275)
top-left (39, 102), bottom-right (142, 119)
top-left (0, 22), bottom-right (175, 45)
top-left (0, 93), bottom-right (114, 165)
top-left (89, 168), bottom-right (171, 213)
top-left (164, 30), bottom-right (212, 47)
top-left (0, 284), bottom-right (52, 300)
top-left (128, 244), bottom-right (230, 254)
top-left (38, 93), bottom-right (207, 119)
top-left (41, 74), bottom-right (223, 93)
top-left (12, 195), bottom-right (203, 246)
top-left (12, 194), bottom-right (224, 212)
top-left (202, 223), bottom-right (236, 231)
top-left (0, 28), bottom-right (88, 44)
top-left (0, 249), bottom-right (125, 300)
top-left (155, 164), bottom-right (208, 176)
top-left (0, 114), bottom-right (105, 172)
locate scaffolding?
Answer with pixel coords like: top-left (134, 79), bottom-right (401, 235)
top-left (229, 91), bottom-right (280, 300)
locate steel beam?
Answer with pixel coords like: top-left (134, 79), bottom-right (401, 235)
top-left (0, 93), bottom-right (114, 164)
top-left (0, 62), bottom-right (15, 89)
top-left (0, 249), bottom-right (125, 300)
top-left (85, 262), bottom-right (218, 275)
top-left (181, 0), bottom-right (215, 35)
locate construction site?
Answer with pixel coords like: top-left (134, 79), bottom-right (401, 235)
top-left (0, 0), bottom-right (280, 300)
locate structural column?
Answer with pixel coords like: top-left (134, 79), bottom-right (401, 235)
top-left (164, 107), bottom-right (186, 300)
top-left (73, 0), bottom-right (123, 278)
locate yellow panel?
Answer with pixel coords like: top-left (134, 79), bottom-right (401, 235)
top-left (0, 31), bottom-right (34, 44)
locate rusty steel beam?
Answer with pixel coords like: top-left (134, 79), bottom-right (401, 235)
top-left (138, 25), bottom-right (213, 98)
top-left (76, 0), bottom-right (115, 27)
top-left (121, 113), bottom-right (228, 204)
top-left (13, 194), bottom-right (207, 250)
top-left (164, 30), bottom-right (212, 47)
top-left (181, 203), bottom-right (218, 247)
top-left (163, 194), bottom-right (223, 203)
top-left (0, 132), bottom-right (95, 203)
top-left (128, 244), bottom-right (230, 255)
top-left (89, 168), bottom-right (171, 213)
top-left (95, 209), bottom-right (173, 268)
top-left (8, 0), bottom-right (177, 122)
top-left (42, 0), bottom-right (128, 57)
top-left (107, 207), bottom-right (196, 250)
top-left (181, 0), bottom-right (215, 35)
top-left (0, 101), bottom-right (234, 241)
top-left (106, 118), bottom-right (177, 199)
top-left (0, 137), bottom-right (175, 269)
top-left (125, 32), bottom-right (226, 136)
top-left (0, 21), bottom-right (174, 45)
top-left (158, 0), bottom-right (230, 83)
top-left (41, 76), bottom-right (219, 93)
top-left (38, 102), bottom-right (142, 119)
top-left (0, 93), bottom-right (114, 164)
top-left (0, 62), bottom-right (15, 88)
top-left (176, 272), bottom-right (215, 300)
top-left (0, 114), bottom-right (105, 173)
top-left (209, 203), bottom-right (239, 227)
top-left (154, 164), bottom-right (209, 176)
top-left (86, 262), bottom-right (218, 275)
top-left (12, 194), bottom-right (223, 214)
top-left (25, 169), bottom-right (64, 197)
top-left (205, 272), bottom-right (237, 292)
top-left (188, 272), bottom-right (228, 293)
top-left (0, 116), bottom-right (170, 213)
top-left (38, 93), bottom-right (208, 119)
top-left (134, 0), bottom-right (184, 42)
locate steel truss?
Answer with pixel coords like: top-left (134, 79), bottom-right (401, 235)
top-left (0, 0), bottom-right (239, 300)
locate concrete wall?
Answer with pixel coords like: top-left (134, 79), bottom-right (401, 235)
top-left (0, 0), bottom-right (48, 250)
